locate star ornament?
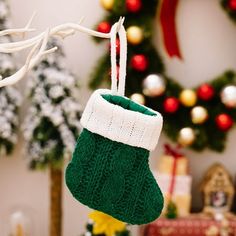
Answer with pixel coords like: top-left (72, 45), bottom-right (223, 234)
top-left (89, 211), bottom-right (126, 236)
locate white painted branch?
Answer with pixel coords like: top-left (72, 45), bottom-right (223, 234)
top-left (0, 16), bottom-right (124, 87)
top-left (0, 11), bottom-right (36, 37)
top-left (0, 29), bottom-right (57, 87)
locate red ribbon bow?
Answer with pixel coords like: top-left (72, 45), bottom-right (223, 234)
top-left (160, 0), bottom-right (182, 59)
top-left (164, 144), bottom-right (184, 196)
top-left (164, 144), bottom-right (183, 158)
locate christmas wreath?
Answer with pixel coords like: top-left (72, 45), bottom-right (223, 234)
top-left (90, 0), bottom-right (236, 152)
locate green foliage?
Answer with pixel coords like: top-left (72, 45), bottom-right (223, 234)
top-left (90, 0), bottom-right (236, 152)
top-left (90, 0), bottom-right (164, 91)
top-left (163, 71), bottom-right (236, 152)
top-left (0, 138), bottom-right (13, 154)
top-left (89, 53), bottom-right (110, 88)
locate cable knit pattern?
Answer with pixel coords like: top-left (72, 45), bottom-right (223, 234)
top-left (66, 92), bottom-right (164, 225)
top-left (66, 129), bottom-right (163, 225)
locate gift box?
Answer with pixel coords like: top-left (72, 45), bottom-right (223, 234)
top-left (154, 144), bottom-right (192, 217)
top-left (143, 214), bottom-right (236, 236)
top-left (157, 144), bottom-right (188, 176)
top-left (158, 155), bottom-right (188, 175)
top-left (154, 173), bottom-right (192, 217)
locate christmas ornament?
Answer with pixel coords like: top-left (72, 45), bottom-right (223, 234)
top-left (109, 39), bottom-right (120, 54)
top-left (100, 0), bottom-right (114, 10)
top-left (131, 54), bottom-right (148, 72)
top-left (92, 0), bottom-right (236, 152)
top-left (191, 106), bottom-right (208, 124)
top-left (178, 127), bottom-right (195, 146)
top-left (220, 85), bottom-right (236, 108)
top-left (163, 97), bottom-right (179, 113)
top-left (221, 0), bottom-right (236, 23)
top-left (89, 211), bottom-right (126, 236)
top-left (115, 39), bottom-right (120, 54)
top-left (142, 74), bottom-right (166, 97)
top-left (126, 0), bottom-right (142, 13)
top-left (109, 65), bottom-right (119, 79)
top-left (197, 84), bottom-right (215, 101)
top-left (127, 26), bottom-right (143, 45)
top-left (97, 21), bottom-right (111, 34)
top-left (228, 0), bottom-right (236, 10)
top-left (179, 89), bottom-right (197, 107)
top-left (66, 23), bottom-right (164, 225)
top-left (215, 114), bottom-right (234, 131)
top-left (130, 93), bottom-right (145, 105)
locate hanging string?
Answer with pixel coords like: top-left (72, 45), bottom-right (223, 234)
top-left (0, 17), bottom-right (125, 88)
top-left (110, 23), bottom-right (127, 96)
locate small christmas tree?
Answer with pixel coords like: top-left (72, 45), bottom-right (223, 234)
top-left (23, 37), bottom-right (81, 236)
top-left (165, 200), bottom-right (178, 219)
top-left (82, 211), bottom-right (130, 236)
top-left (0, 0), bottom-right (21, 156)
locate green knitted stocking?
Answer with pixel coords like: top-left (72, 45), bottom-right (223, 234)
top-left (66, 93), bottom-right (164, 225)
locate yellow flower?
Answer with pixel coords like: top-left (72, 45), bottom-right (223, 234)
top-left (89, 211), bottom-right (126, 236)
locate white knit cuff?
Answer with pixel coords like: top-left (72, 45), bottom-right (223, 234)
top-left (80, 89), bottom-right (163, 151)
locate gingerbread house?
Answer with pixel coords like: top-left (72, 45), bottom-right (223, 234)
top-left (200, 163), bottom-right (235, 214)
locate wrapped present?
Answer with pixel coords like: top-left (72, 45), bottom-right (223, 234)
top-left (154, 174), bottom-right (192, 195)
top-left (154, 173), bottom-right (192, 217)
top-left (158, 155), bottom-right (188, 175)
top-left (143, 214), bottom-right (236, 236)
top-left (157, 144), bottom-right (188, 175)
top-left (154, 144), bottom-right (192, 217)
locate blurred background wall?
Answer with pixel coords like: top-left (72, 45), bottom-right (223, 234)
top-left (0, 0), bottom-right (236, 235)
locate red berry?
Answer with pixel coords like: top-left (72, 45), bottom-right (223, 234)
top-left (97, 21), bottom-right (111, 33)
top-left (126, 0), bottom-right (142, 13)
top-left (131, 54), bottom-right (148, 72)
top-left (215, 113), bottom-right (234, 131)
top-left (163, 97), bottom-right (180, 113)
top-left (197, 84), bottom-right (214, 101)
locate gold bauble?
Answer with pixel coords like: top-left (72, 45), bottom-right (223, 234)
top-left (130, 93), bottom-right (145, 105)
top-left (179, 89), bottom-right (197, 107)
top-left (191, 106), bottom-right (208, 124)
top-left (127, 26), bottom-right (143, 45)
top-left (100, 0), bottom-right (114, 10)
top-left (178, 127), bottom-right (195, 146)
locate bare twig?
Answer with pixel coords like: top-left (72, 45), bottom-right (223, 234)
top-left (0, 16), bottom-right (125, 87)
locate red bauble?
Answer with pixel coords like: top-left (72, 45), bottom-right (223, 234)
top-left (131, 54), bottom-right (148, 72)
top-left (109, 39), bottom-right (120, 54)
top-left (97, 21), bottom-right (111, 33)
top-left (215, 113), bottom-right (234, 131)
top-left (126, 0), bottom-right (142, 13)
top-left (197, 83), bottom-right (215, 101)
top-left (163, 97), bottom-right (180, 113)
top-left (229, 0), bottom-right (236, 10)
